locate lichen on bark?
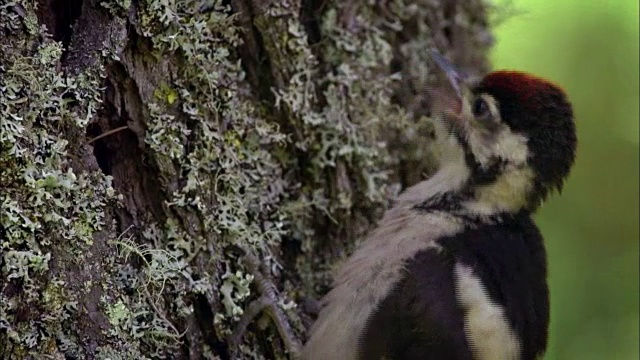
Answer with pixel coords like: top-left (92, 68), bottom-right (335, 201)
top-left (0, 0), bottom-right (493, 358)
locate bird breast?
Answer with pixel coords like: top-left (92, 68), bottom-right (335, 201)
top-left (302, 206), bottom-right (465, 360)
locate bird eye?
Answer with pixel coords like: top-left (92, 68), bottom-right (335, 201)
top-left (473, 97), bottom-right (491, 120)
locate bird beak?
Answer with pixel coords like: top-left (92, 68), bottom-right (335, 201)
top-left (429, 49), bottom-right (465, 100)
top-left (429, 49), bottom-right (466, 126)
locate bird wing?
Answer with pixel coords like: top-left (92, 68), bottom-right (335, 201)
top-left (357, 247), bottom-right (474, 360)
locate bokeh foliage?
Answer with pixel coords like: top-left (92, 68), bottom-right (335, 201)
top-left (491, 1), bottom-right (639, 359)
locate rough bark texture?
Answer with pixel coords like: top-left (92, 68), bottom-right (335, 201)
top-left (0, 0), bottom-right (492, 358)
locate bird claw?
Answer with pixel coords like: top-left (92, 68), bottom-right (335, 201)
top-left (226, 248), bottom-right (302, 359)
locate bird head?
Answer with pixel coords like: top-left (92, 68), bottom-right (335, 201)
top-left (428, 50), bottom-right (577, 214)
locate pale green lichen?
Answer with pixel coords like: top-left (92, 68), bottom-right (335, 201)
top-left (0, 5), bottom-right (117, 357)
top-left (106, 299), bottom-right (130, 328)
top-left (122, 2), bottom-right (305, 356)
top-left (0, 1), bottom-right (38, 36)
top-left (259, 3), bottom-right (416, 296)
top-left (2, 251), bottom-right (51, 282)
top-left (146, 102), bottom-right (190, 160)
top-left (101, 0), bottom-right (132, 18)
top-left (100, 227), bottom-right (188, 356)
top-left (132, 0), bottom-right (446, 356)
top-left (218, 269), bottom-right (254, 321)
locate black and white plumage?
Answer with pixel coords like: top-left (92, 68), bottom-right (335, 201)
top-left (302, 53), bottom-right (577, 360)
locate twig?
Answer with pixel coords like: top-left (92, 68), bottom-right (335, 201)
top-left (87, 125), bottom-right (129, 144)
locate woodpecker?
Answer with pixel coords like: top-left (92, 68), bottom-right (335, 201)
top-left (302, 51), bottom-right (577, 360)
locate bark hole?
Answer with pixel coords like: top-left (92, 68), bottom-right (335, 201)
top-left (300, 0), bottom-right (326, 45)
top-left (193, 293), bottom-right (231, 360)
top-left (35, 0), bottom-right (83, 46)
top-left (231, 0), bottom-right (277, 105)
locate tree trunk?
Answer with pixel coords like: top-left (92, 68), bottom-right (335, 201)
top-left (0, 0), bottom-right (492, 358)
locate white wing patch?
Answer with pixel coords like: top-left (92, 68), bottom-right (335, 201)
top-left (455, 263), bottom-right (522, 360)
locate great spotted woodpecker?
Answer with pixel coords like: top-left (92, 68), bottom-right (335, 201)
top-left (302, 50), bottom-right (577, 360)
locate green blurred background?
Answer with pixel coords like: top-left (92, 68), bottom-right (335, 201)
top-left (490, 0), bottom-right (639, 359)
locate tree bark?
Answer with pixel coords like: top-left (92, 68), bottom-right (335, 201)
top-left (0, 0), bottom-right (492, 358)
